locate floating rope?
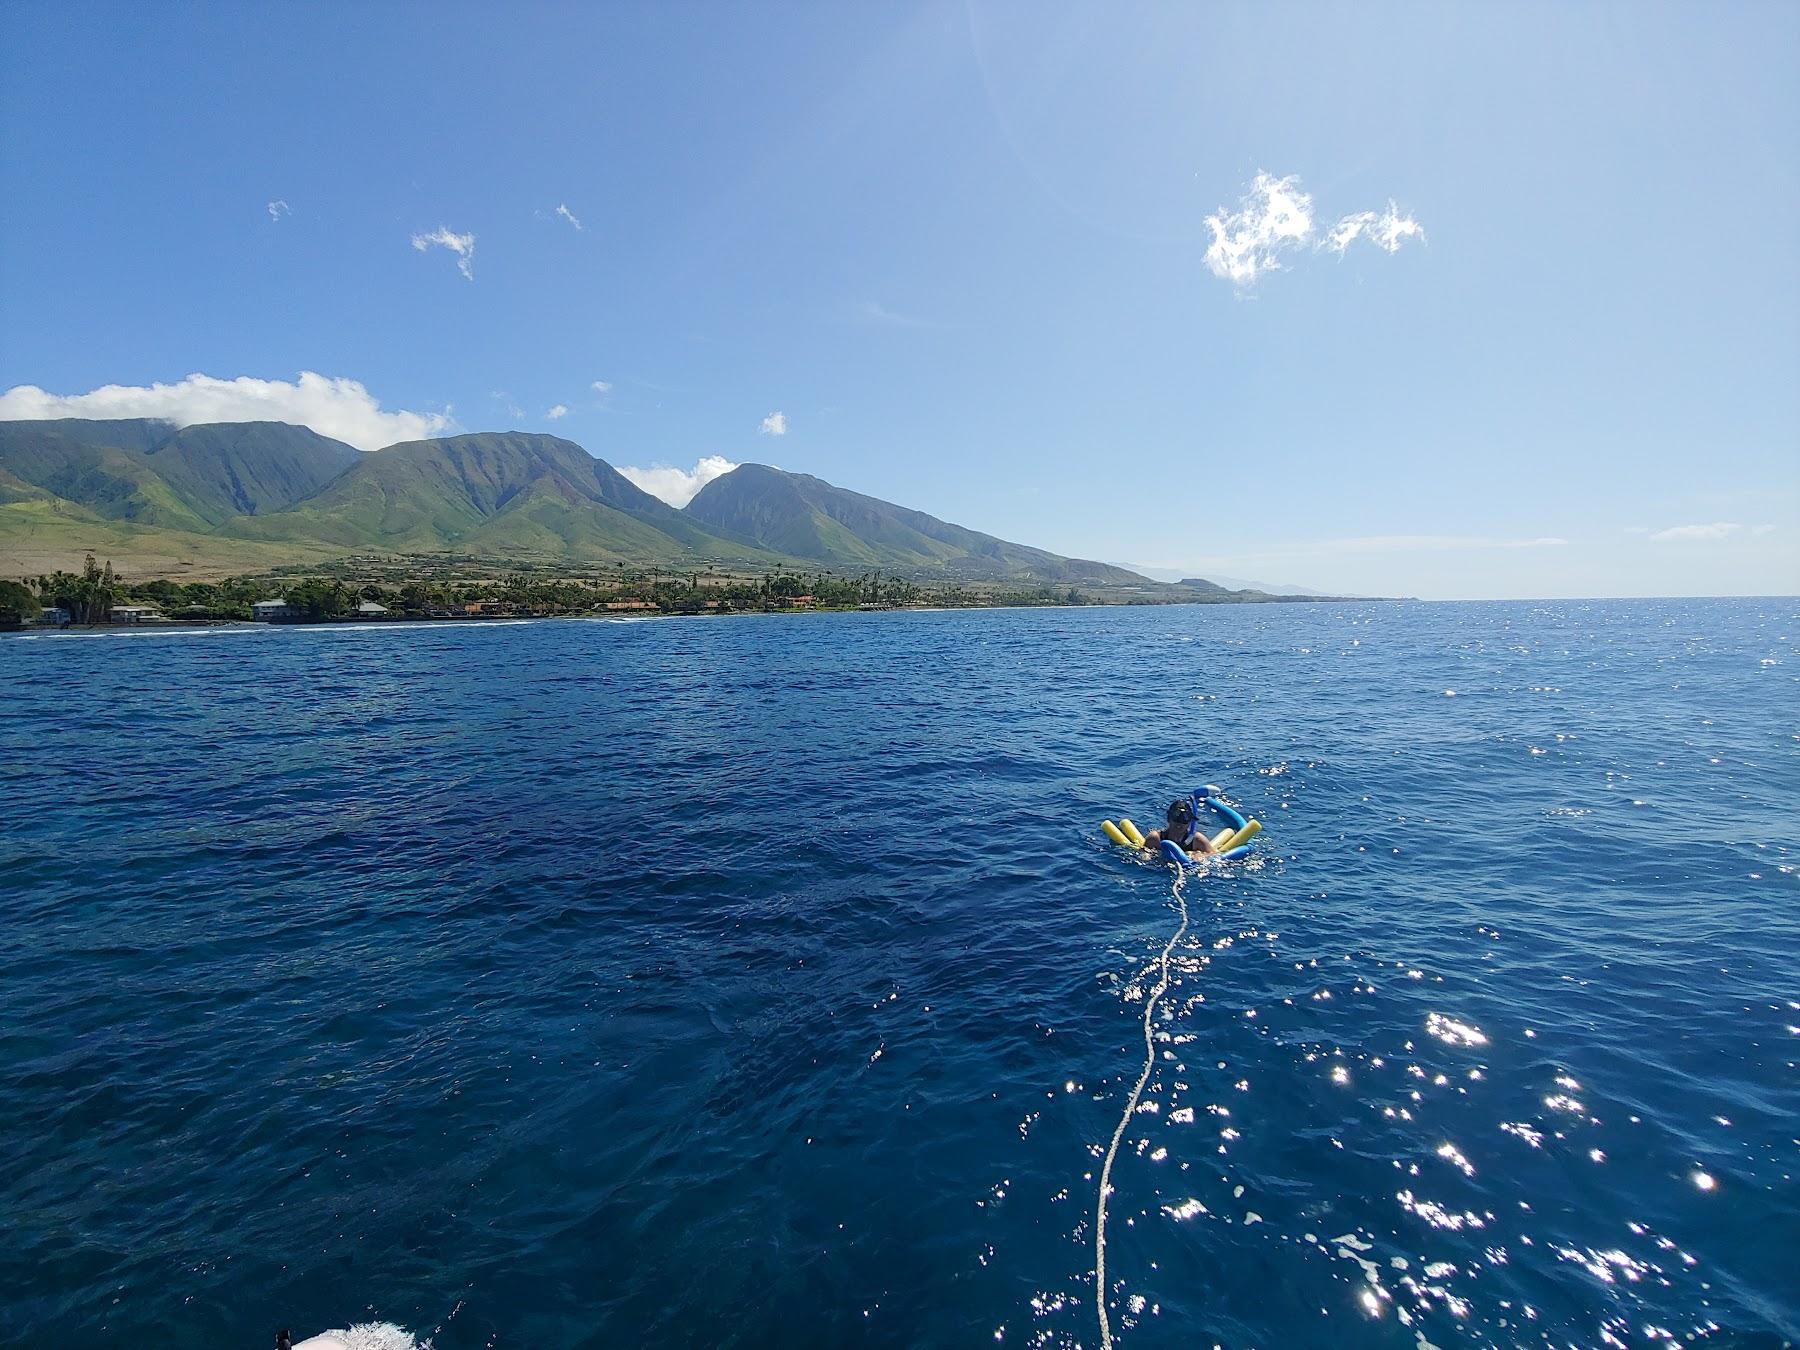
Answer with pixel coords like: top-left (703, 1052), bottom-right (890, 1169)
top-left (1094, 864), bottom-right (1189, 1349)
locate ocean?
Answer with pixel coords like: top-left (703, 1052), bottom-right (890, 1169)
top-left (2, 600), bottom-right (1794, 1348)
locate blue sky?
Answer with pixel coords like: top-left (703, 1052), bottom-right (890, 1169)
top-left (2, 1), bottom-right (1795, 599)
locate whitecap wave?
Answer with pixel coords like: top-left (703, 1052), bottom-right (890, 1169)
top-left (294, 1322), bottom-right (419, 1350)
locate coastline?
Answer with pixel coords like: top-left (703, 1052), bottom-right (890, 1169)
top-left (2, 594), bottom-right (1403, 639)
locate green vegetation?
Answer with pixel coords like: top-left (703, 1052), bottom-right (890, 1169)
top-left (141, 422), bottom-right (363, 523)
top-left (23, 553), bottom-right (122, 624)
top-left (6, 554), bottom-right (1101, 625)
top-left (219, 432), bottom-right (781, 563)
top-left (0, 418), bottom-right (362, 527)
top-left (0, 424), bottom-right (214, 531)
top-left (685, 462), bottom-right (1147, 584)
top-left (0, 578), bottom-right (38, 624)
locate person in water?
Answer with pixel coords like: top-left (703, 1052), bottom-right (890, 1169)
top-left (1141, 798), bottom-right (1218, 859)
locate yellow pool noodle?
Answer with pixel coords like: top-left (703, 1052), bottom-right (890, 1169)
top-left (1101, 820), bottom-right (1132, 847)
top-left (1118, 819), bottom-right (1146, 848)
top-left (1210, 827), bottom-right (1236, 849)
top-left (1220, 819), bottom-right (1262, 851)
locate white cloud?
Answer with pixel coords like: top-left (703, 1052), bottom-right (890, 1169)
top-left (554, 203), bottom-right (583, 231)
top-left (591, 380), bottom-right (613, 395)
top-left (1323, 203), bottom-right (1424, 255)
top-left (617, 456), bottom-right (739, 508)
top-left (1204, 173), bottom-right (1315, 286)
top-left (1204, 173), bottom-right (1423, 287)
top-left (759, 411), bottom-right (787, 436)
top-left (267, 199), bottom-right (289, 222)
top-left (1649, 522), bottom-right (1742, 542)
top-left (0, 372), bottom-right (454, 451)
top-left (545, 404), bottom-right (569, 420)
top-left (411, 226), bottom-right (476, 280)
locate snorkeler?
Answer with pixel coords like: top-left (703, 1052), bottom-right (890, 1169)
top-left (1141, 797), bottom-right (1218, 860)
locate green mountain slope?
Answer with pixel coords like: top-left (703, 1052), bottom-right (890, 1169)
top-left (684, 463), bottom-right (1152, 584)
top-left (231, 432), bottom-right (777, 563)
top-left (6, 417), bottom-right (178, 456)
top-left (0, 465), bottom-right (52, 505)
top-left (0, 421), bottom-right (1177, 586)
top-left (145, 422), bottom-right (361, 523)
top-left (1177, 576), bottom-right (1235, 597)
top-left (0, 423), bottom-right (213, 531)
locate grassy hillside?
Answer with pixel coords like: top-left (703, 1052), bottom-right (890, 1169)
top-left (144, 422), bottom-right (361, 523)
top-left (227, 432), bottom-right (782, 564)
top-left (0, 424), bottom-right (214, 532)
top-left (0, 497), bottom-right (349, 579)
top-left (685, 463), bottom-right (1152, 584)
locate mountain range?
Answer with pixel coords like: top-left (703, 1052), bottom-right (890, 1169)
top-left (0, 418), bottom-right (1154, 587)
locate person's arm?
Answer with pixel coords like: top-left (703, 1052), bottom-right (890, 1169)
top-left (1186, 831), bottom-right (1217, 858)
top-left (1142, 827), bottom-right (1164, 847)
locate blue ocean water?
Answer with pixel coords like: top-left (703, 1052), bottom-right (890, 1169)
top-left (1, 600), bottom-right (1795, 1349)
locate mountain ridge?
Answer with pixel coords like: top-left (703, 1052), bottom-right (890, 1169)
top-left (222, 432), bottom-right (779, 563)
top-left (0, 418), bottom-right (1163, 587)
top-left (686, 462), bottom-right (1150, 585)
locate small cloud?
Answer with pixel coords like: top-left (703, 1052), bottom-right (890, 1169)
top-left (591, 380), bottom-right (613, 396)
top-left (1204, 173), bottom-right (1315, 286)
top-left (1649, 522), bottom-right (1742, 542)
top-left (545, 404), bottom-right (569, 420)
top-left (554, 203), bottom-right (583, 231)
top-left (617, 455), bottom-right (739, 507)
top-left (411, 226), bottom-right (476, 280)
top-left (1204, 173), bottom-right (1423, 288)
top-left (1322, 203), bottom-right (1424, 255)
top-left (759, 411), bottom-right (787, 437)
top-left (0, 372), bottom-right (453, 451)
top-left (267, 199), bottom-right (290, 223)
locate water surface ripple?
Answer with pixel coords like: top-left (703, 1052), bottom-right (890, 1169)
top-left (1, 601), bottom-right (1795, 1348)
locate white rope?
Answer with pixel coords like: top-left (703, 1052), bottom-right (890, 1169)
top-left (1095, 866), bottom-right (1189, 1349)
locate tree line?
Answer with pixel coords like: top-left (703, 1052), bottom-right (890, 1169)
top-left (6, 557), bottom-right (1093, 624)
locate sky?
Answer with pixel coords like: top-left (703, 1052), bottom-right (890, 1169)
top-left (2, 1), bottom-right (1795, 600)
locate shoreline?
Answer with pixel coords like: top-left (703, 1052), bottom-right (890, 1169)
top-left (3, 595), bottom-right (1405, 638)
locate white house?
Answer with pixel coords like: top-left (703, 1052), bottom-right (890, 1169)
top-left (252, 599), bottom-right (294, 621)
top-left (108, 605), bottom-right (159, 625)
top-left (35, 606), bottom-right (69, 626)
top-left (355, 599), bottom-right (390, 617)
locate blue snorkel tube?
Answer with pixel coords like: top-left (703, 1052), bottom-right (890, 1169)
top-left (1157, 785), bottom-right (1258, 867)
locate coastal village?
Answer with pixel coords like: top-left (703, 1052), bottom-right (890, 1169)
top-left (2, 553), bottom-right (1121, 630)
top-left (4, 583), bottom-right (864, 629)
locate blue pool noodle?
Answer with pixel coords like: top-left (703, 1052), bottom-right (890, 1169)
top-left (1157, 791), bottom-right (1256, 867)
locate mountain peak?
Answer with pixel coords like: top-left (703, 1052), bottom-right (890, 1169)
top-left (687, 461), bottom-right (1149, 585)
top-left (1, 418), bottom-right (1158, 584)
